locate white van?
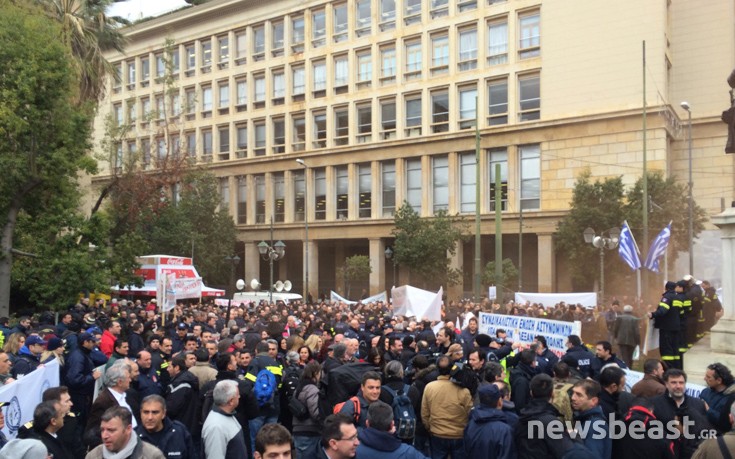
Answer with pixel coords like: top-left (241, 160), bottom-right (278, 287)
top-left (232, 291), bottom-right (303, 304)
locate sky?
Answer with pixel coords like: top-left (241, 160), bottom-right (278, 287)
top-left (108, 0), bottom-right (190, 22)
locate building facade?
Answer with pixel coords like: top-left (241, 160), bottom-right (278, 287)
top-left (90, 0), bottom-right (735, 300)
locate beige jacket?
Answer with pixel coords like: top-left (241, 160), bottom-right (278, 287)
top-left (692, 432), bottom-right (735, 459)
top-left (188, 361), bottom-right (218, 388)
top-left (421, 375), bottom-right (473, 439)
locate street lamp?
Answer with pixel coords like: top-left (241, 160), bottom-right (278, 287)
top-left (258, 238), bottom-right (286, 304)
top-left (384, 246), bottom-right (397, 291)
top-left (583, 227), bottom-right (620, 303)
top-left (296, 158), bottom-right (309, 301)
top-left (681, 101), bottom-right (694, 275)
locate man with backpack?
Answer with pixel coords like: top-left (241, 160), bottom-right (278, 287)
top-left (336, 371), bottom-right (382, 429)
top-left (244, 340), bottom-right (283, 454)
top-left (356, 401), bottom-right (429, 459)
top-left (379, 361), bottom-right (417, 442)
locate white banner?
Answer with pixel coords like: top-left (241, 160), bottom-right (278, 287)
top-left (478, 312), bottom-right (582, 358)
top-left (515, 291), bottom-right (598, 308)
top-left (488, 286), bottom-right (497, 300)
top-left (391, 285), bottom-right (443, 321)
top-left (624, 369), bottom-right (705, 398)
top-left (172, 277), bottom-right (202, 301)
top-left (0, 360), bottom-right (60, 439)
top-left (330, 290), bottom-right (387, 305)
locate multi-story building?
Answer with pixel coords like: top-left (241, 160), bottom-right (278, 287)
top-left (90, 0), bottom-right (735, 300)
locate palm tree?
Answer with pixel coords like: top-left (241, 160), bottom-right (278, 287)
top-left (33, 0), bottom-right (128, 104)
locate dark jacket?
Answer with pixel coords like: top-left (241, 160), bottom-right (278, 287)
top-left (136, 417), bottom-right (198, 459)
top-left (293, 382), bottom-right (322, 436)
top-left (561, 345), bottom-right (594, 379)
top-left (515, 398), bottom-right (574, 459)
top-left (136, 364), bottom-right (162, 398)
top-left (12, 346), bottom-right (41, 378)
top-left (25, 429), bottom-right (73, 459)
top-left (245, 354), bottom-right (283, 417)
top-left (200, 370), bottom-right (259, 434)
top-left (590, 354), bottom-right (628, 380)
top-left (356, 427), bottom-right (429, 459)
top-left (165, 369), bottom-right (200, 433)
top-left (128, 332), bottom-right (146, 358)
top-left (652, 392), bottom-right (711, 459)
top-left (85, 387), bottom-right (141, 449)
top-left (464, 406), bottom-right (516, 459)
top-left (574, 405), bottom-right (611, 459)
top-left (598, 389), bottom-right (634, 420)
top-left (652, 289), bottom-right (680, 331)
top-left (509, 362), bottom-right (538, 413)
top-left (699, 382), bottom-right (735, 434)
top-left (536, 348), bottom-right (559, 377)
top-left (612, 405), bottom-right (675, 459)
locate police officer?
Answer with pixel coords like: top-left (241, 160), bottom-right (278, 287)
top-left (649, 281), bottom-right (681, 370)
top-left (561, 335), bottom-right (594, 379)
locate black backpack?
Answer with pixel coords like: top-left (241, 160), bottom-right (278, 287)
top-left (449, 362), bottom-right (479, 396)
top-left (322, 362), bottom-right (378, 410)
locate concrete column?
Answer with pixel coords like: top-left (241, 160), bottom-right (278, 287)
top-left (369, 238), bottom-right (386, 295)
top-left (537, 233), bottom-right (555, 293)
top-left (448, 241), bottom-right (464, 300)
top-left (710, 207), bottom-right (735, 353)
top-left (284, 170), bottom-right (295, 223)
top-left (244, 241), bottom-right (260, 288)
top-left (334, 242), bottom-right (345, 295)
top-left (306, 240), bottom-right (319, 300)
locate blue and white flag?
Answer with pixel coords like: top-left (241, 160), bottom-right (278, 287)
top-left (644, 222), bottom-right (672, 272)
top-left (618, 221), bottom-right (641, 271)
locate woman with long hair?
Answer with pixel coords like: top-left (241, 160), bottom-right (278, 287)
top-left (287, 335), bottom-right (305, 353)
top-left (297, 345), bottom-right (313, 366)
top-left (41, 337), bottom-right (65, 366)
top-left (292, 361), bottom-right (323, 459)
top-left (304, 334), bottom-right (322, 356)
top-left (3, 333), bottom-right (25, 364)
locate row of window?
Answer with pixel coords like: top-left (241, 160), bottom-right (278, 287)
top-left (112, 5), bottom-right (538, 92)
top-left (219, 146), bottom-right (539, 225)
top-left (112, 74), bottom-right (539, 161)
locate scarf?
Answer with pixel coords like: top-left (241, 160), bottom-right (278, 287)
top-left (102, 432), bottom-right (137, 459)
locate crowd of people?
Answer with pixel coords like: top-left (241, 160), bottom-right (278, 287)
top-left (0, 274), bottom-right (728, 459)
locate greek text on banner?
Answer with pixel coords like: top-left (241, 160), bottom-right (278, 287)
top-left (478, 312), bottom-right (581, 358)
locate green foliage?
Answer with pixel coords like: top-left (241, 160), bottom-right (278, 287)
top-left (392, 203), bottom-right (467, 288)
top-left (342, 255), bottom-right (372, 297)
top-left (482, 259), bottom-right (519, 290)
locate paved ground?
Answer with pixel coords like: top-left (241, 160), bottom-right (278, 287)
top-left (682, 334), bottom-right (735, 383)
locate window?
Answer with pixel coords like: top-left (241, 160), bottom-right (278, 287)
top-left (274, 173), bottom-right (285, 222)
top-left (155, 94), bottom-right (164, 120)
top-left (314, 168), bottom-right (326, 220)
top-left (235, 30), bottom-right (247, 64)
top-left (218, 82), bottom-right (230, 114)
top-left (380, 45), bottom-right (396, 84)
top-left (236, 79), bottom-right (247, 108)
top-left (253, 25), bottom-right (265, 59)
top-left (185, 44), bottom-right (195, 76)
top-left (127, 60), bottom-right (136, 88)
top-left (406, 158), bottom-right (422, 212)
top-left (219, 125), bottom-right (230, 159)
top-left (404, 0), bottom-right (421, 25)
top-left (114, 143), bottom-right (123, 171)
top-left (273, 118), bottom-right (285, 153)
top-left (431, 33), bottom-right (449, 74)
top-left (313, 112), bottom-right (327, 148)
top-left (127, 101), bottom-right (136, 124)
top-left (292, 114), bottom-right (306, 151)
top-left (292, 65), bottom-right (305, 97)
top-left (294, 170), bottom-right (305, 221)
top-left (255, 175), bottom-right (266, 223)
top-left (519, 73), bottom-right (540, 121)
top-left (237, 177), bottom-right (246, 223)
top-left (334, 3), bottom-right (348, 42)
top-left (460, 152), bottom-right (476, 213)
top-left (170, 47), bottom-right (180, 75)
top-left (357, 103), bottom-right (372, 143)
top-left (458, 0), bottom-right (476, 12)
top-left (201, 40), bottom-right (212, 72)
top-left (458, 27), bottom-right (478, 71)
top-left (432, 155), bottom-right (449, 212)
top-left (184, 88), bottom-right (195, 119)
top-left (170, 93), bottom-right (181, 117)
top-left (171, 135), bottom-right (180, 158)
top-left (157, 137), bottom-right (166, 160)
top-left (487, 19), bottom-right (508, 65)
top-left (357, 50), bottom-right (372, 85)
top-left (358, 163), bottom-right (372, 218)
top-left (218, 36), bottom-right (229, 67)
top-left (113, 63), bottom-right (122, 92)
top-left (487, 78), bottom-right (508, 125)
top-left (312, 10), bottom-right (326, 48)
top-left (142, 97), bottom-right (151, 119)
top-left (202, 129), bottom-right (213, 157)
top-left (380, 98), bottom-right (396, 139)
top-left (236, 124), bottom-right (248, 157)
top-left (183, 133), bottom-right (194, 158)
top-left (431, 89), bottom-right (449, 133)
top-left (405, 94), bottom-right (422, 136)
top-left (201, 86), bottom-right (212, 114)
top-left (430, 0), bottom-right (448, 18)
top-left (312, 60), bottom-right (326, 95)
top-left (405, 39), bottom-right (422, 79)
top-left (519, 11), bottom-right (540, 59)
top-left (254, 74), bottom-right (266, 107)
top-left (254, 121), bottom-right (266, 156)
top-left (336, 166), bottom-right (348, 219)
top-left (113, 103), bottom-right (123, 126)
top-left (459, 85), bottom-right (477, 129)
top-left (488, 148), bottom-right (508, 211)
top-left (334, 106), bottom-right (349, 146)
top-left (272, 21), bottom-right (284, 56)
top-left (140, 57), bottom-right (150, 86)
top-left (142, 138), bottom-right (152, 166)
top-left (334, 55), bottom-right (349, 91)
top-left (127, 142), bottom-right (137, 165)
top-left (380, 0), bottom-right (396, 30)
top-left (220, 178), bottom-right (229, 214)
top-left (382, 161), bottom-right (396, 217)
top-left (292, 16), bottom-right (305, 52)
top-left (272, 70), bottom-right (285, 103)
top-left (519, 144), bottom-right (540, 210)
top-left (356, 0), bottom-right (372, 36)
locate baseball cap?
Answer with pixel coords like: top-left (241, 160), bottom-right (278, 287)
top-left (79, 332), bottom-right (98, 343)
top-left (25, 336), bottom-right (47, 347)
top-left (177, 323), bottom-right (188, 330)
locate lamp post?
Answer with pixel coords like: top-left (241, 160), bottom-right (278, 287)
top-left (384, 246), bottom-right (396, 291)
top-left (583, 227), bottom-right (620, 303)
top-left (258, 220), bottom-right (286, 304)
top-left (224, 255), bottom-right (242, 322)
top-left (681, 101), bottom-right (694, 275)
top-left (296, 158), bottom-right (309, 301)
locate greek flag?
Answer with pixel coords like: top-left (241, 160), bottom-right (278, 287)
top-left (618, 221), bottom-right (641, 270)
top-left (644, 222), bottom-right (672, 272)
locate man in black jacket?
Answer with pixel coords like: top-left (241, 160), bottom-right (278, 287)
top-left (509, 349), bottom-right (539, 414)
top-left (245, 340), bottom-right (284, 454)
top-left (649, 282), bottom-right (681, 369)
top-left (164, 354), bottom-right (200, 435)
top-left (561, 335), bottom-right (594, 379)
top-left (25, 401), bottom-right (73, 459)
top-left (136, 394), bottom-right (197, 459)
top-left (63, 332), bottom-right (102, 427)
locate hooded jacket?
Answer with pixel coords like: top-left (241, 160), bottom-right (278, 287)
top-left (12, 346), bottom-right (40, 378)
top-left (573, 405), bottom-right (611, 459)
top-left (356, 427), bottom-right (429, 459)
top-left (165, 369), bottom-right (200, 433)
top-left (464, 406), bottom-right (516, 459)
top-left (611, 405), bottom-right (675, 459)
top-left (515, 398), bottom-right (573, 459)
